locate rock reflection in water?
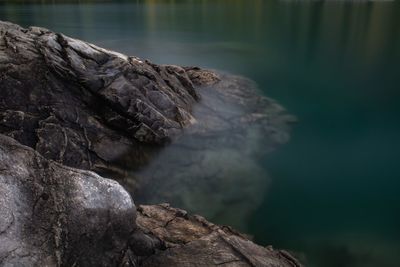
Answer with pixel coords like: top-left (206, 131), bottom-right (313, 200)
top-left (129, 72), bottom-right (295, 230)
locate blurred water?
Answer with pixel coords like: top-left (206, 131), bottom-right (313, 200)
top-left (1, 1), bottom-right (400, 266)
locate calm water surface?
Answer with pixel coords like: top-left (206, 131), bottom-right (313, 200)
top-left (1, 1), bottom-right (400, 266)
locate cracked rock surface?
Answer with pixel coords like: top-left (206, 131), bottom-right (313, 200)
top-left (0, 20), bottom-right (301, 267)
top-left (136, 204), bottom-right (302, 267)
top-left (0, 20), bottom-right (206, 175)
top-left (0, 134), bottom-right (136, 266)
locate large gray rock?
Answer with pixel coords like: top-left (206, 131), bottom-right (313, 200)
top-left (0, 133), bottom-right (301, 266)
top-left (0, 20), bottom-right (301, 266)
top-left (0, 20), bottom-right (294, 230)
top-left (0, 134), bottom-right (136, 266)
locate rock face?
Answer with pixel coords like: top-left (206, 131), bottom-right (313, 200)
top-left (136, 204), bottom-right (302, 267)
top-left (0, 134), bottom-right (136, 266)
top-left (0, 21), bottom-right (301, 266)
top-left (0, 133), bottom-right (301, 266)
top-left (0, 20), bottom-right (294, 230)
top-left (0, 20), bottom-right (210, 175)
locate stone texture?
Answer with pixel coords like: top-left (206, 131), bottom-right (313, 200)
top-left (0, 133), bottom-right (302, 266)
top-left (0, 134), bottom-right (136, 266)
top-left (0, 20), bottom-right (295, 230)
top-left (0, 20), bottom-right (301, 267)
top-left (136, 204), bottom-right (302, 267)
top-left (0, 20), bottom-right (207, 176)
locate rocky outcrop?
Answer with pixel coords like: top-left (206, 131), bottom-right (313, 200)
top-left (0, 131), bottom-right (301, 266)
top-left (0, 20), bottom-right (214, 175)
top-left (0, 20), bottom-right (294, 230)
top-left (136, 204), bottom-right (302, 267)
top-left (0, 20), bottom-right (301, 266)
top-left (0, 134), bottom-right (301, 266)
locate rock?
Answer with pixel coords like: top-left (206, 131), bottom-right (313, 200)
top-left (0, 20), bottom-right (295, 230)
top-left (136, 204), bottom-right (302, 267)
top-left (0, 135), bottom-right (301, 266)
top-left (0, 20), bottom-right (209, 175)
top-left (184, 67), bottom-right (220, 86)
top-left (0, 134), bottom-right (136, 266)
top-left (0, 20), bottom-right (301, 266)
top-left (132, 73), bottom-right (294, 229)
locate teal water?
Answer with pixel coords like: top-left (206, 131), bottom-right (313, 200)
top-left (1, 1), bottom-right (400, 266)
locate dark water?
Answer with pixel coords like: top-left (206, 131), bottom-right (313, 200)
top-left (1, 1), bottom-right (400, 266)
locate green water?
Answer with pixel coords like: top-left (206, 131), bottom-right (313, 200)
top-left (1, 1), bottom-right (400, 266)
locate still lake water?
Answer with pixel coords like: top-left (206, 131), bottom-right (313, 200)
top-left (1, 1), bottom-right (400, 266)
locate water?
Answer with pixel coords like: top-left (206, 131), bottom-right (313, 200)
top-left (1, 1), bottom-right (400, 266)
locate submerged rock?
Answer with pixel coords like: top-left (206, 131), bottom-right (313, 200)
top-left (133, 72), bottom-right (294, 229)
top-left (0, 20), bottom-right (301, 266)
